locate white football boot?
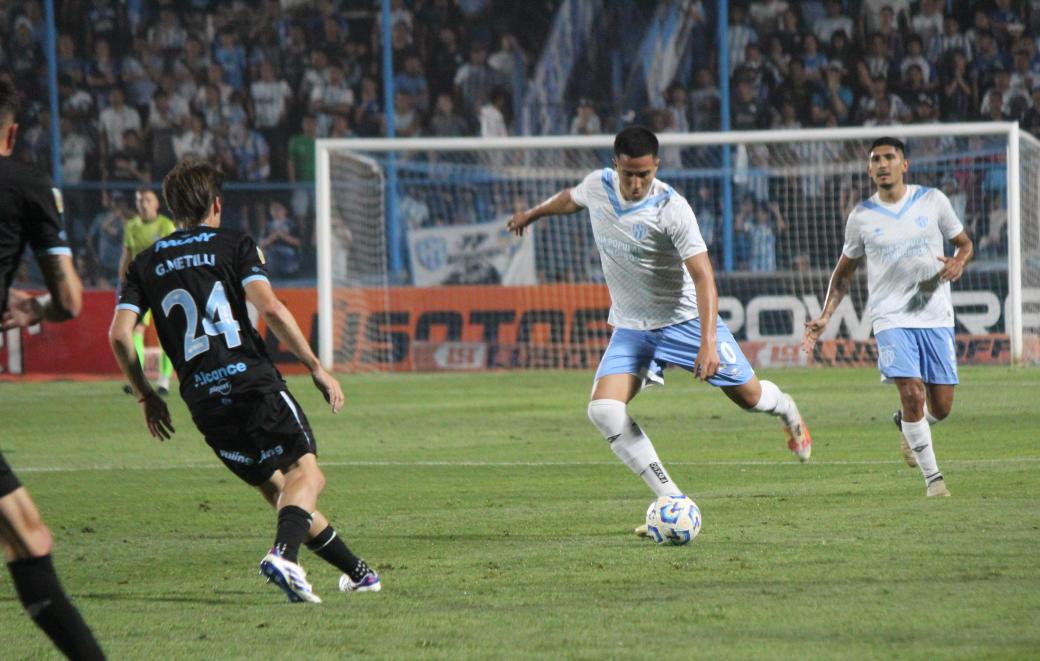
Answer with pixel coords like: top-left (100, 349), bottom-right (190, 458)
top-left (926, 477), bottom-right (951, 497)
top-left (259, 551), bottom-right (322, 603)
top-left (339, 570), bottom-right (382, 593)
top-left (781, 395), bottom-right (812, 462)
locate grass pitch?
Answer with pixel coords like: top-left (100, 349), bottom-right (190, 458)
top-left (0, 366), bottom-right (1038, 660)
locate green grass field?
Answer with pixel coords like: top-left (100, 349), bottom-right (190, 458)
top-left (0, 366), bottom-right (1038, 660)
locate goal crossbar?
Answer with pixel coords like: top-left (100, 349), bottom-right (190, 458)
top-left (316, 122), bottom-right (1036, 368)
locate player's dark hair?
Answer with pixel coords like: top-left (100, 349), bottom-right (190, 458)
top-left (0, 78), bottom-right (17, 126)
top-left (163, 159), bottom-right (224, 228)
top-left (870, 136), bottom-right (906, 156)
top-left (613, 126), bottom-right (659, 159)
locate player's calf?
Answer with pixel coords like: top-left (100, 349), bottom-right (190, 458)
top-left (735, 380), bottom-right (811, 462)
top-left (587, 399), bottom-right (683, 497)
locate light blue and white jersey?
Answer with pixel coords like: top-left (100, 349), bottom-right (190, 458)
top-left (842, 184), bottom-right (964, 333)
top-left (571, 168), bottom-right (707, 330)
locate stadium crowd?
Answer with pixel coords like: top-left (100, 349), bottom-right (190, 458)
top-left (0, 0), bottom-right (1032, 283)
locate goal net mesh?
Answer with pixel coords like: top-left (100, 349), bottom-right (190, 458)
top-left (323, 132), bottom-right (1040, 372)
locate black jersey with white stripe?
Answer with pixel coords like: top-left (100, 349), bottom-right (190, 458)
top-left (118, 225), bottom-right (285, 409)
top-left (0, 158), bottom-right (72, 312)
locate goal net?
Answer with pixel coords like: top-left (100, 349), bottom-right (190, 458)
top-left (316, 123), bottom-right (1040, 372)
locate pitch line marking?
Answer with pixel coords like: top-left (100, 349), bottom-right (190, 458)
top-left (16, 456), bottom-right (1040, 473)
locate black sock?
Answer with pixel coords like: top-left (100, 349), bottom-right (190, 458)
top-left (305, 525), bottom-right (371, 581)
top-left (8, 555), bottom-right (105, 660)
top-left (273, 506), bottom-right (312, 563)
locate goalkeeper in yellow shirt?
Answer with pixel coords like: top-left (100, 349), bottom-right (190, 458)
top-left (118, 188), bottom-right (177, 395)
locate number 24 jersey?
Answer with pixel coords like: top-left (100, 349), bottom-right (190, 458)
top-left (117, 226), bottom-right (285, 409)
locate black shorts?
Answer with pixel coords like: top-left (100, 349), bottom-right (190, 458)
top-left (190, 390), bottom-right (317, 486)
top-left (0, 450), bottom-right (22, 497)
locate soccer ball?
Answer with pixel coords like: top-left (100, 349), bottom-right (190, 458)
top-left (645, 495), bottom-right (702, 545)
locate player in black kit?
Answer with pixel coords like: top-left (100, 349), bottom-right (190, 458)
top-left (109, 158), bottom-right (380, 603)
top-left (0, 79), bottom-right (106, 659)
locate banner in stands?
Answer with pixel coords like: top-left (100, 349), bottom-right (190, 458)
top-left (407, 220), bottom-right (536, 287)
top-left (2, 274), bottom-right (1036, 375)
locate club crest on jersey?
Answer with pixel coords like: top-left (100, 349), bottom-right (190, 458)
top-left (915, 215), bottom-right (928, 229)
top-left (632, 223), bottom-right (648, 240)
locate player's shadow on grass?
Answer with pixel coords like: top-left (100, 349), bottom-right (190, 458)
top-left (72, 590), bottom-right (256, 605)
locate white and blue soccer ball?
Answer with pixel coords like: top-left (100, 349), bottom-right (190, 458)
top-left (645, 495), bottom-right (702, 546)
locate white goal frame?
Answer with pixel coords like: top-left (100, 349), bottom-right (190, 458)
top-left (316, 122), bottom-right (1035, 369)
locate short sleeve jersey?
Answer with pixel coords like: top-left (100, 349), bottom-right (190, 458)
top-left (570, 168), bottom-right (707, 330)
top-left (123, 214), bottom-right (177, 259)
top-left (117, 226), bottom-right (285, 409)
top-left (0, 158), bottom-right (72, 312)
top-left (842, 184), bottom-right (964, 333)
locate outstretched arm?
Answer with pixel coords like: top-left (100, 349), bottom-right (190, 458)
top-left (1, 254), bottom-right (82, 329)
top-left (109, 308), bottom-right (174, 440)
top-left (506, 188), bottom-right (584, 236)
top-left (684, 252), bottom-right (720, 382)
top-left (245, 278), bottom-right (344, 413)
top-left (802, 254), bottom-right (862, 352)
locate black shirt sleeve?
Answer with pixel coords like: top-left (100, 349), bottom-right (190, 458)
top-left (116, 258), bottom-right (148, 317)
top-left (25, 180), bottom-right (72, 258)
top-left (237, 233), bottom-right (271, 287)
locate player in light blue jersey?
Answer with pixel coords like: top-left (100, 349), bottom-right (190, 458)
top-left (507, 127), bottom-right (812, 537)
top-left (804, 137), bottom-right (974, 497)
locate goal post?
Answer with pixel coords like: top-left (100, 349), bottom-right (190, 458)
top-left (316, 122), bottom-right (1039, 372)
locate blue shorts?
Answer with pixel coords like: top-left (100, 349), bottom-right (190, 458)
top-left (875, 327), bottom-right (958, 385)
top-left (595, 318), bottom-right (755, 388)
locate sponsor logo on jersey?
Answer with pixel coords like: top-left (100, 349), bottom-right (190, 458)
top-left (154, 232), bottom-right (217, 251)
top-left (875, 236), bottom-right (929, 264)
top-left (193, 362), bottom-right (249, 388)
top-left (596, 237), bottom-right (645, 263)
top-left (208, 380), bottom-right (232, 396)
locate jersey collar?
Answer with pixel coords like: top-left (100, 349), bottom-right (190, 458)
top-left (860, 185), bottom-right (929, 220)
top-left (600, 168), bottom-right (672, 217)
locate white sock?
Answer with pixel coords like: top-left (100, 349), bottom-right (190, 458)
top-left (901, 417), bottom-right (942, 484)
top-left (751, 380), bottom-right (798, 428)
top-left (158, 373), bottom-right (171, 389)
top-left (588, 399), bottom-right (683, 497)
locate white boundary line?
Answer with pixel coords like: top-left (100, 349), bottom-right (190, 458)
top-left (16, 457), bottom-right (1040, 473)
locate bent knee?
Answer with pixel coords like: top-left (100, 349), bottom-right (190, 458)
top-left (26, 523), bottom-right (53, 557)
top-left (2, 521), bottom-right (53, 559)
top-left (587, 399), bottom-right (627, 437)
top-left (930, 405), bottom-right (951, 421)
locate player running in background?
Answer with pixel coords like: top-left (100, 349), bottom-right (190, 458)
top-left (109, 159), bottom-right (380, 602)
top-left (118, 188), bottom-right (177, 396)
top-left (0, 78), bottom-right (106, 659)
top-left (507, 126), bottom-right (811, 536)
top-left (803, 137), bottom-right (973, 497)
